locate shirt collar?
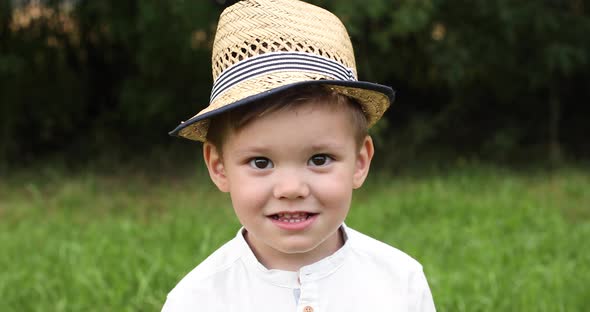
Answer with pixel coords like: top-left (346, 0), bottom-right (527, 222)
top-left (237, 224), bottom-right (351, 288)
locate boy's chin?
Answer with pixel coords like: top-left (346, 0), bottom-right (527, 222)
top-left (274, 241), bottom-right (322, 255)
top-left (271, 234), bottom-right (341, 257)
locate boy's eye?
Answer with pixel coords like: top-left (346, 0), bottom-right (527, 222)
top-left (308, 154), bottom-right (332, 167)
top-left (248, 157), bottom-right (273, 169)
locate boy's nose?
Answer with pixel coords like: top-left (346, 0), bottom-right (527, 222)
top-left (272, 169), bottom-right (310, 200)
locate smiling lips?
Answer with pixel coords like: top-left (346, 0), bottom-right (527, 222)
top-left (268, 211), bottom-right (318, 230)
top-left (271, 212), bottom-right (314, 222)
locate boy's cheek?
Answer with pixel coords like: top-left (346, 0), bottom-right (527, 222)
top-left (229, 180), bottom-right (269, 202)
top-left (317, 168), bottom-right (356, 187)
top-left (310, 177), bottom-right (353, 201)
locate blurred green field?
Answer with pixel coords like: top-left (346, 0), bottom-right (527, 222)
top-left (1, 165), bottom-right (589, 311)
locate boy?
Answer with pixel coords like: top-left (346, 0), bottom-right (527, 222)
top-left (163, 0), bottom-right (436, 311)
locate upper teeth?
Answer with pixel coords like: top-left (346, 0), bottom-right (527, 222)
top-left (278, 212), bottom-right (306, 219)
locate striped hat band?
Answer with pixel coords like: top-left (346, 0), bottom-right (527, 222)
top-left (210, 52), bottom-right (356, 103)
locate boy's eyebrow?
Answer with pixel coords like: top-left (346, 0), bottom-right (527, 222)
top-left (308, 142), bottom-right (347, 152)
top-left (231, 142), bottom-right (347, 156)
top-left (232, 145), bottom-right (273, 156)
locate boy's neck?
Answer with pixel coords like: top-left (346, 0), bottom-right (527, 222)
top-left (243, 228), bottom-right (345, 272)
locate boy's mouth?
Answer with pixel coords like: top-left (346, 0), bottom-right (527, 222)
top-left (269, 212), bottom-right (317, 223)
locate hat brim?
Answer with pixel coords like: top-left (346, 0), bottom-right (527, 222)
top-left (169, 80), bottom-right (395, 141)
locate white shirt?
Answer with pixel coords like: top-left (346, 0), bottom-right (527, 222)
top-left (162, 225), bottom-right (436, 312)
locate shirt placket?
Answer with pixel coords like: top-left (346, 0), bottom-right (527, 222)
top-left (296, 272), bottom-right (320, 312)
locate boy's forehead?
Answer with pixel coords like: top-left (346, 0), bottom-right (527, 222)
top-left (207, 86), bottom-right (368, 150)
top-left (236, 100), bottom-right (352, 129)
top-left (227, 103), bottom-right (356, 142)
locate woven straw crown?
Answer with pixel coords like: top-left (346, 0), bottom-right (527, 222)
top-left (170, 0), bottom-right (395, 141)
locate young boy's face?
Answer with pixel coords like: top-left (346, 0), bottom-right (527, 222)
top-left (204, 101), bottom-right (373, 269)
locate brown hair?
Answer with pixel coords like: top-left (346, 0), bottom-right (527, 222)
top-left (206, 85), bottom-right (368, 152)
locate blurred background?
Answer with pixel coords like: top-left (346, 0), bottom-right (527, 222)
top-left (1, 0), bottom-right (589, 311)
top-left (2, 0), bottom-right (589, 169)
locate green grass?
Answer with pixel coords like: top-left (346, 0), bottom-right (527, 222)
top-left (1, 165), bottom-right (589, 311)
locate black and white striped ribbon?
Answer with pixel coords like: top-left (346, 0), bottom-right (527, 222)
top-left (210, 52), bottom-right (356, 102)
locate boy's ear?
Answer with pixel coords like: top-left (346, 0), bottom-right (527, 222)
top-left (203, 142), bottom-right (229, 192)
top-left (353, 136), bottom-right (374, 189)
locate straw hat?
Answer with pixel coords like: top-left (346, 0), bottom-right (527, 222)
top-left (170, 0), bottom-right (395, 141)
